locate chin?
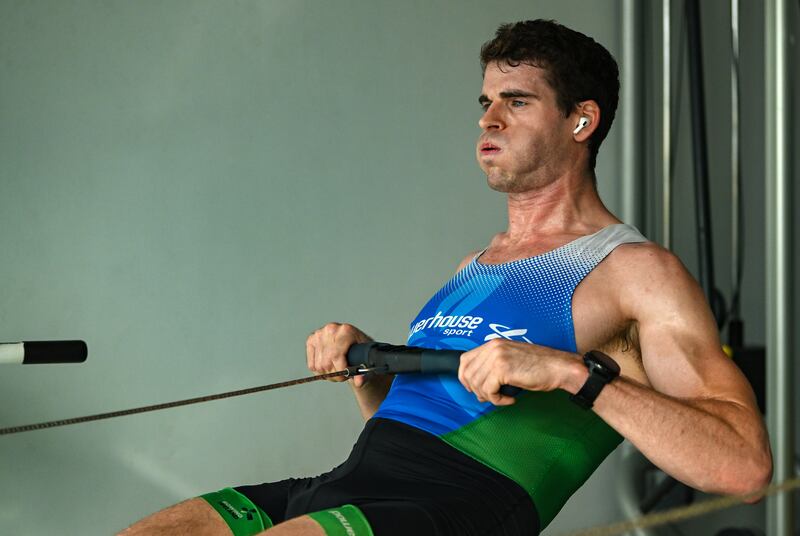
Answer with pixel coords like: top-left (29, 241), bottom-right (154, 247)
top-left (486, 170), bottom-right (524, 193)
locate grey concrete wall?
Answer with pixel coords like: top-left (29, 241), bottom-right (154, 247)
top-left (0, 1), bottom-right (627, 534)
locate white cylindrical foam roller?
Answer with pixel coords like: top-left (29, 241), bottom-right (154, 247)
top-left (0, 343), bottom-right (24, 365)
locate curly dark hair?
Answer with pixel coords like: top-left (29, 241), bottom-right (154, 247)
top-left (480, 20), bottom-right (619, 170)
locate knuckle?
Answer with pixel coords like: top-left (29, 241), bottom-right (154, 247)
top-left (486, 338), bottom-right (503, 350)
top-left (341, 323), bottom-right (363, 341)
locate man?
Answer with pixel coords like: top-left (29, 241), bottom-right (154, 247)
top-left (121, 19), bottom-right (772, 536)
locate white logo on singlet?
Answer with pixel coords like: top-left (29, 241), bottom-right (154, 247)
top-left (483, 323), bottom-right (532, 343)
top-left (409, 311), bottom-right (485, 338)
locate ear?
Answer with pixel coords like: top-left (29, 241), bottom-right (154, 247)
top-left (571, 100), bottom-right (601, 142)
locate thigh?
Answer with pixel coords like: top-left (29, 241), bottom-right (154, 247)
top-left (236, 478), bottom-right (298, 526)
top-left (304, 420), bottom-right (539, 535)
top-left (118, 497), bottom-right (233, 536)
top-left (267, 503), bottom-right (435, 536)
top-left (360, 493), bottom-right (537, 536)
top-left (262, 515), bottom-right (325, 535)
top-left (239, 419), bottom-right (540, 535)
top-left (357, 501), bottom-right (437, 535)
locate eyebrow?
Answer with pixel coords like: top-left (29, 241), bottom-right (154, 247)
top-left (478, 90), bottom-right (538, 105)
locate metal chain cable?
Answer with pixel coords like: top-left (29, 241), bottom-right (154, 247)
top-left (0, 368), bottom-right (360, 436)
top-left (560, 475), bottom-right (800, 536)
top-left (4, 359), bottom-right (796, 535)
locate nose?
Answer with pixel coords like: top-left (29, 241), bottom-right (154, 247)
top-left (478, 102), bottom-right (505, 131)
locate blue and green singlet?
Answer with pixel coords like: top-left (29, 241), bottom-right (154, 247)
top-left (373, 223), bottom-right (647, 530)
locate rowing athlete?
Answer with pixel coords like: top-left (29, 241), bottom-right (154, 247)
top-left (121, 19), bottom-right (772, 536)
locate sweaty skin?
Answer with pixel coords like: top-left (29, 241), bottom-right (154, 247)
top-left (119, 60), bottom-right (771, 536)
top-left (290, 62), bottom-right (771, 536)
top-left (457, 61), bottom-right (772, 499)
top-left (306, 322), bottom-right (393, 420)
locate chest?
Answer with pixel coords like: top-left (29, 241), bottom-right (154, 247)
top-left (482, 239), bottom-right (648, 382)
top-left (437, 247), bottom-right (648, 384)
top-left (571, 263), bottom-right (649, 384)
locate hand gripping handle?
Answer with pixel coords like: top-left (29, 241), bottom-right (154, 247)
top-left (346, 342), bottom-right (521, 397)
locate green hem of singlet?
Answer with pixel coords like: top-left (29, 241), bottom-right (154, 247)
top-left (441, 389), bottom-right (623, 530)
top-left (200, 488), bottom-right (273, 535)
top-left (308, 504), bottom-right (375, 536)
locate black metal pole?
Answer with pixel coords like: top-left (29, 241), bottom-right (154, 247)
top-left (686, 0), bottom-right (718, 323)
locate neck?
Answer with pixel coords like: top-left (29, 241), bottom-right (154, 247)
top-left (503, 172), bottom-right (616, 243)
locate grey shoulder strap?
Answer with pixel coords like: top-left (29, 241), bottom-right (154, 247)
top-left (574, 223), bottom-right (649, 259)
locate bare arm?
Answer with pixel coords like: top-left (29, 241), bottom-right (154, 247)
top-left (577, 374), bottom-right (770, 496)
top-left (306, 323), bottom-right (392, 420)
top-left (308, 251), bottom-right (481, 420)
top-left (350, 374), bottom-right (393, 420)
top-left (585, 249), bottom-right (772, 496)
top-left (459, 247), bottom-right (772, 498)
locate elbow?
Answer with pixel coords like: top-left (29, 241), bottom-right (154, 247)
top-left (728, 449), bottom-right (773, 503)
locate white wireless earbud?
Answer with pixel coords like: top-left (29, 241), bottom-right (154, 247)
top-left (573, 117), bottom-right (590, 134)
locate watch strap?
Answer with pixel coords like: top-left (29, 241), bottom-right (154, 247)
top-left (570, 351), bottom-right (619, 410)
top-left (569, 372), bottom-right (608, 409)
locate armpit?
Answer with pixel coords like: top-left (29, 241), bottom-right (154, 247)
top-left (598, 323), bottom-right (648, 384)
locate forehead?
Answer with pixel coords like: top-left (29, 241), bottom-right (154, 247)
top-left (480, 61), bottom-right (551, 95)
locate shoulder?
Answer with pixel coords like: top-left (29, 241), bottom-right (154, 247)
top-left (601, 241), bottom-right (705, 319)
top-left (600, 243), bottom-right (724, 373)
top-left (604, 240), bottom-right (691, 287)
top-left (456, 250), bottom-right (482, 272)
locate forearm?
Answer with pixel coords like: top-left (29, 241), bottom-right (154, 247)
top-left (458, 339), bottom-right (771, 496)
top-left (569, 370), bottom-right (772, 495)
top-left (351, 375), bottom-right (393, 420)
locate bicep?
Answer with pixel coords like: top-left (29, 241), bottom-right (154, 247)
top-left (630, 254), bottom-right (757, 407)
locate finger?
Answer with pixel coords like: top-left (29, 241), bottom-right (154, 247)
top-left (310, 332), bottom-right (321, 372)
top-left (458, 361), bottom-right (470, 392)
top-left (491, 394), bottom-right (516, 406)
top-left (335, 324), bottom-right (359, 359)
top-left (314, 334), bottom-right (327, 374)
top-left (458, 349), bottom-right (479, 392)
top-left (483, 376), bottom-right (504, 406)
top-left (468, 358), bottom-right (494, 400)
top-left (323, 344), bottom-right (349, 382)
top-left (306, 337), bottom-right (316, 372)
top-left (482, 374), bottom-right (518, 406)
top-left (330, 338), bottom-right (349, 371)
top-left (321, 348), bottom-right (345, 380)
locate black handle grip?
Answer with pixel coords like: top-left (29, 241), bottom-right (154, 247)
top-left (23, 340), bottom-right (87, 364)
top-left (346, 342), bottom-right (521, 397)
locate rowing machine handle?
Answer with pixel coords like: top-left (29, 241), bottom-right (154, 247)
top-left (346, 342), bottom-right (521, 397)
top-left (0, 340), bottom-right (88, 365)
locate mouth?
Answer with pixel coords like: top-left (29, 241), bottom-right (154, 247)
top-left (479, 142), bottom-right (501, 156)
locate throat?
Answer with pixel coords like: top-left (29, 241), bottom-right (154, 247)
top-left (478, 235), bottom-right (577, 265)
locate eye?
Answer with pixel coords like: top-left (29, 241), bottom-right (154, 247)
top-left (480, 102), bottom-right (491, 111)
top-left (511, 100), bottom-right (527, 108)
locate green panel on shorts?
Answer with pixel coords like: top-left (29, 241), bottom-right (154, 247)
top-left (200, 487), bottom-right (273, 535)
top-left (442, 389), bottom-right (623, 529)
top-left (308, 504), bottom-right (374, 536)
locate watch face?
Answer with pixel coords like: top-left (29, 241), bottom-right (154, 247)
top-left (585, 351), bottom-right (620, 378)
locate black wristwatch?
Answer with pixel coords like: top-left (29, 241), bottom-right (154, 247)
top-left (569, 350), bottom-right (620, 410)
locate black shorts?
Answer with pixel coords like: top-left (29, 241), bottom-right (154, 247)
top-left (236, 418), bottom-right (540, 535)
